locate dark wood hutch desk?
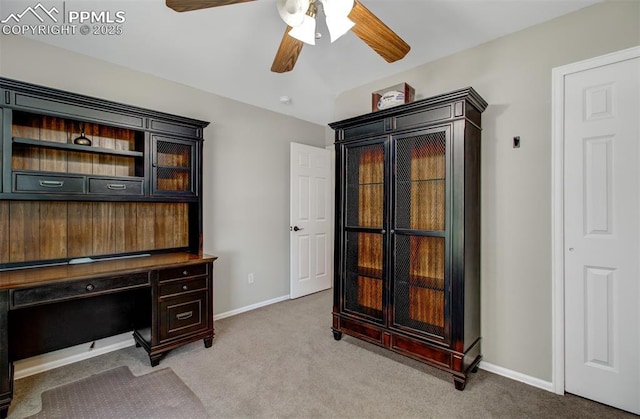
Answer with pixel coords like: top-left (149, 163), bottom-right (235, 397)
top-left (0, 77), bottom-right (215, 417)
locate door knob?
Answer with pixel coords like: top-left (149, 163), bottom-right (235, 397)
top-left (292, 226), bottom-right (303, 232)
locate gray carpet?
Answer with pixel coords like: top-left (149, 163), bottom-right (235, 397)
top-left (8, 289), bottom-right (637, 418)
top-left (25, 366), bottom-right (208, 419)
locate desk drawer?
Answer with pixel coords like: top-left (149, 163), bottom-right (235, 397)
top-left (159, 291), bottom-right (208, 342)
top-left (14, 173), bottom-right (85, 194)
top-left (158, 263), bottom-right (207, 282)
top-left (88, 177), bottom-right (143, 196)
top-left (11, 272), bottom-right (150, 308)
top-left (159, 277), bottom-right (208, 297)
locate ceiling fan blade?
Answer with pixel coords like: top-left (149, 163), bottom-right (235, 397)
top-left (348, 0), bottom-right (410, 63)
top-left (271, 26), bottom-right (305, 73)
top-left (166, 0), bottom-right (255, 12)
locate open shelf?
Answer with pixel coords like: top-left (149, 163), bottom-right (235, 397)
top-left (13, 137), bottom-right (144, 157)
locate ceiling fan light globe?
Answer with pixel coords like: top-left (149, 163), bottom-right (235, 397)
top-left (277, 0), bottom-right (310, 27)
top-left (322, 0), bottom-right (354, 17)
top-left (289, 15), bottom-right (317, 45)
top-left (326, 15), bottom-right (354, 42)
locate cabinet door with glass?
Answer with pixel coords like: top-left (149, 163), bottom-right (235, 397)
top-left (151, 135), bottom-right (196, 197)
top-left (341, 138), bottom-right (387, 323)
top-left (391, 125), bottom-right (450, 343)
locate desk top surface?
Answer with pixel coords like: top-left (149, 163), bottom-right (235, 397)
top-left (0, 252), bottom-right (217, 290)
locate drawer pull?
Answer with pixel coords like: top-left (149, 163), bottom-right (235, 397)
top-left (182, 285), bottom-right (188, 291)
top-left (176, 311), bottom-right (193, 320)
top-left (107, 183), bottom-right (127, 190)
top-left (39, 180), bottom-right (64, 188)
top-left (85, 284), bottom-right (95, 291)
top-left (183, 270), bottom-right (188, 276)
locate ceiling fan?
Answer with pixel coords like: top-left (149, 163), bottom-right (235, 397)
top-left (165, 0), bottom-right (411, 73)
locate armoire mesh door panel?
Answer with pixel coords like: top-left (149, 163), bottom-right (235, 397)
top-left (156, 140), bottom-right (191, 192)
top-left (394, 234), bottom-right (445, 337)
top-left (344, 231), bottom-right (383, 321)
top-left (346, 143), bottom-right (384, 228)
top-left (157, 141), bottom-right (191, 167)
top-left (395, 132), bottom-right (446, 231)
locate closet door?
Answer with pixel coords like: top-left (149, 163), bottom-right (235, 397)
top-left (341, 139), bottom-right (387, 322)
top-left (392, 126), bottom-right (451, 343)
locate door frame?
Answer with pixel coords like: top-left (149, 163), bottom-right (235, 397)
top-left (551, 45), bottom-right (640, 395)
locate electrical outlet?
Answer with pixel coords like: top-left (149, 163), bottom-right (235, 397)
top-left (248, 273), bottom-right (254, 284)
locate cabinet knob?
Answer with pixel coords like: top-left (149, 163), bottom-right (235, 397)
top-left (86, 284), bottom-right (95, 291)
top-left (183, 270), bottom-right (188, 276)
top-left (182, 285), bottom-right (188, 291)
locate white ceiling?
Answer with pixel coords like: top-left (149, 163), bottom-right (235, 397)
top-left (16, 0), bottom-right (601, 124)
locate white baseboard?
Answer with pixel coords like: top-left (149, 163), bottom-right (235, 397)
top-left (214, 294), bottom-right (290, 320)
top-left (14, 332), bottom-right (135, 380)
top-left (479, 361), bottom-right (554, 393)
top-left (13, 294), bottom-right (291, 379)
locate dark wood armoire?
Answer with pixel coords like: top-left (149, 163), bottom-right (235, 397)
top-left (330, 87), bottom-right (486, 390)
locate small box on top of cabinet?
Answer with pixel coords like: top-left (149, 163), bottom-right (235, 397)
top-left (372, 82), bottom-right (415, 112)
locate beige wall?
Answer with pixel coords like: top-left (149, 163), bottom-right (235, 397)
top-left (0, 35), bottom-right (327, 315)
top-left (333, 1), bottom-right (639, 381)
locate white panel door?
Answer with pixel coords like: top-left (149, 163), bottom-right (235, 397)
top-left (564, 56), bottom-right (639, 414)
top-left (290, 143), bottom-right (332, 299)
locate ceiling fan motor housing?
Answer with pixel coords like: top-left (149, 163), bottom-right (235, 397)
top-left (277, 0), bottom-right (354, 28)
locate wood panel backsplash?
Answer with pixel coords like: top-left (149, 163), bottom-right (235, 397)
top-left (0, 201), bottom-right (188, 264)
